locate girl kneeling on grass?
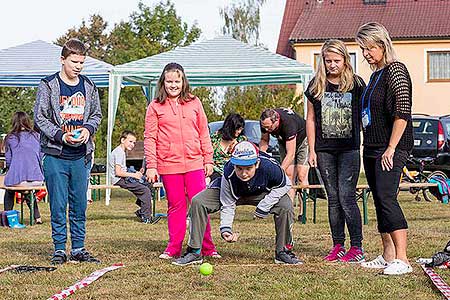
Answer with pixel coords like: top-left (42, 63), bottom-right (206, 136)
top-left (305, 40), bottom-right (366, 263)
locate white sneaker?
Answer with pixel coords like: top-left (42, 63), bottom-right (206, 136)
top-left (361, 255), bottom-right (390, 269)
top-left (383, 259), bottom-right (413, 275)
top-left (159, 252), bottom-right (173, 260)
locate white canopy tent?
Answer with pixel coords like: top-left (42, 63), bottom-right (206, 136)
top-left (106, 36), bottom-right (314, 204)
top-left (0, 40), bottom-right (113, 87)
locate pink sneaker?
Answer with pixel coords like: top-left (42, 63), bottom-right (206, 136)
top-left (339, 246), bottom-right (365, 263)
top-left (324, 244), bottom-right (346, 261)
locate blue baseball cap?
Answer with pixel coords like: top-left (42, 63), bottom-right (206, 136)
top-left (230, 141), bottom-right (259, 166)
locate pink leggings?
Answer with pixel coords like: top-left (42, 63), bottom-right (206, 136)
top-left (161, 169), bottom-right (217, 257)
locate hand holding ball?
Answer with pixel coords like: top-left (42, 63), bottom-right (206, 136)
top-left (69, 129), bottom-right (83, 147)
top-left (199, 263), bottom-right (213, 276)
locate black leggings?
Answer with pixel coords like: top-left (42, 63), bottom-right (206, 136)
top-left (363, 148), bottom-right (408, 233)
top-left (3, 190), bottom-right (41, 219)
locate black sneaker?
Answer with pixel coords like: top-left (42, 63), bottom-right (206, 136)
top-left (275, 251), bottom-right (303, 265)
top-left (142, 216), bottom-right (161, 224)
top-left (135, 209), bottom-right (143, 219)
top-left (69, 249), bottom-right (101, 263)
top-left (51, 250), bottom-right (67, 265)
top-left (172, 252), bottom-right (203, 266)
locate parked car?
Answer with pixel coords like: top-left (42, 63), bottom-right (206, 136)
top-left (208, 120), bottom-right (280, 162)
top-left (407, 114), bottom-right (450, 175)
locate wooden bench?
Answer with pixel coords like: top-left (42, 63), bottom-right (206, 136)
top-left (292, 182), bottom-right (438, 225)
top-left (0, 175), bottom-right (164, 225)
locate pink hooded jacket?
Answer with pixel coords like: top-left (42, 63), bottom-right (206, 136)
top-left (144, 96), bottom-right (213, 175)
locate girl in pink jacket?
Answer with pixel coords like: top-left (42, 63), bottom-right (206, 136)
top-left (144, 63), bottom-right (219, 259)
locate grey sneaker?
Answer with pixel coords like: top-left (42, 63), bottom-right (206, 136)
top-left (69, 249), bottom-right (100, 263)
top-left (275, 251), bottom-right (303, 265)
top-left (172, 252), bottom-right (203, 266)
top-left (51, 250), bottom-right (67, 265)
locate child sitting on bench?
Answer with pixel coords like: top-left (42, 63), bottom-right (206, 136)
top-left (109, 130), bottom-right (160, 224)
top-left (3, 112), bottom-right (44, 224)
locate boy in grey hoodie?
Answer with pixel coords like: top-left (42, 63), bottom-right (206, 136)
top-left (34, 38), bottom-right (102, 265)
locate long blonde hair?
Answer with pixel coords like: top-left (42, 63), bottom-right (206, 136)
top-left (355, 22), bottom-right (397, 71)
top-left (309, 39), bottom-right (355, 100)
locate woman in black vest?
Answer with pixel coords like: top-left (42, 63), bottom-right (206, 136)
top-left (356, 22), bottom-right (414, 275)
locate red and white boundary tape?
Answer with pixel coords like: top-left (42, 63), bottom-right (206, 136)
top-left (47, 263), bottom-right (124, 300)
top-left (421, 264), bottom-right (450, 300)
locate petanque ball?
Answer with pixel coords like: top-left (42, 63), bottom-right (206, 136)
top-left (72, 129), bottom-right (82, 139)
top-left (199, 262), bottom-right (213, 276)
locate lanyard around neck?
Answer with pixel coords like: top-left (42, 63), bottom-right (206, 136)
top-left (361, 69), bottom-right (384, 111)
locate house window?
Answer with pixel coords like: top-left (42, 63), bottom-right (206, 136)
top-left (314, 53), bottom-right (357, 72)
top-left (428, 51), bottom-right (450, 82)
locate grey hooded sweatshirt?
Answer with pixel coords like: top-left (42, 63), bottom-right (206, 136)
top-left (33, 72), bottom-right (102, 159)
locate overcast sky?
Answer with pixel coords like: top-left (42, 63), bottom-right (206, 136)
top-left (0, 0), bottom-right (285, 52)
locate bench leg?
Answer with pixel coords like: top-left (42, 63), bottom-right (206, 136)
top-left (19, 194), bottom-right (24, 224)
top-left (302, 189), bottom-right (307, 224)
top-left (362, 189), bottom-right (368, 225)
top-left (312, 191), bottom-right (317, 224)
top-left (29, 193), bottom-right (35, 226)
top-left (152, 187), bottom-right (158, 218)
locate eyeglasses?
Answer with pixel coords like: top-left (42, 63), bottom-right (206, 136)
top-left (261, 120), bottom-right (277, 132)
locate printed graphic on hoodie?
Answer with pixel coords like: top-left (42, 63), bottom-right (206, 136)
top-left (58, 75), bottom-right (86, 133)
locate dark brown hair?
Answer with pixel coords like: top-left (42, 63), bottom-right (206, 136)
top-left (155, 62), bottom-right (194, 104)
top-left (61, 38), bottom-right (87, 58)
top-left (219, 113), bottom-right (245, 141)
top-left (260, 109), bottom-right (280, 123)
top-left (5, 111), bottom-right (37, 145)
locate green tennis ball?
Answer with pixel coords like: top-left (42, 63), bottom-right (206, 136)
top-left (199, 262), bottom-right (213, 276)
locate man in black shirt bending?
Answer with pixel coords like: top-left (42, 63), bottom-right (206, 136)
top-left (260, 108), bottom-right (309, 220)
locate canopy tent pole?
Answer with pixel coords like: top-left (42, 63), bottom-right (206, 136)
top-left (105, 73), bottom-right (123, 205)
top-left (301, 74), bottom-right (313, 118)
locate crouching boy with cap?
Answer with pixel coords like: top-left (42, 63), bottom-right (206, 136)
top-left (173, 141), bottom-right (302, 266)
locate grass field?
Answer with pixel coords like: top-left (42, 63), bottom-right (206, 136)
top-left (0, 188), bottom-right (449, 300)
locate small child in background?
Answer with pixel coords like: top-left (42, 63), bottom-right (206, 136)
top-left (109, 131), bottom-right (160, 224)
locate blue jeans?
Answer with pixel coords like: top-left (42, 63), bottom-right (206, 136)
top-left (317, 150), bottom-right (363, 248)
top-left (43, 155), bottom-right (90, 251)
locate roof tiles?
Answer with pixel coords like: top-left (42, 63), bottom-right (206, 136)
top-left (277, 0), bottom-right (450, 57)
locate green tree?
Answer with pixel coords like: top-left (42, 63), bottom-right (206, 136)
top-left (0, 88), bottom-right (37, 133)
top-left (220, 0), bottom-right (266, 46)
top-left (221, 85), bottom-right (300, 120)
top-left (55, 14), bottom-right (109, 61)
top-left (219, 0), bottom-right (303, 120)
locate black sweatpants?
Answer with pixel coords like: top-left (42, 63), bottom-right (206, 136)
top-left (115, 178), bottom-right (153, 218)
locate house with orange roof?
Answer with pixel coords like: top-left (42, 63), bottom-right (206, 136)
top-left (277, 0), bottom-right (450, 115)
